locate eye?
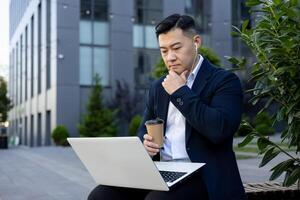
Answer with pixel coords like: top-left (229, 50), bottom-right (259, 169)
top-left (173, 46), bottom-right (181, 50)
top-left (161, 50), bottom-right (167, 54)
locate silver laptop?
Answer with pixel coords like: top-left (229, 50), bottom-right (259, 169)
top-left (67, 137), bottom-right (205, 191)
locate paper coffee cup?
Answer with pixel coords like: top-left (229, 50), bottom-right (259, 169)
top-left (145, 118), bottom-right (164, 148)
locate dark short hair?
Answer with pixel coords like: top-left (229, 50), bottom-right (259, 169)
top-left (155, 14), bottom-right (197, 38)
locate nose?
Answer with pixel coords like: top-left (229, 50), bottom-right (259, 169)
top-left (166, 51), bottom-right (176, 62)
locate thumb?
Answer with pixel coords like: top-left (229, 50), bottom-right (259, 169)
top-left (180, 70), bottom-right (188, 81)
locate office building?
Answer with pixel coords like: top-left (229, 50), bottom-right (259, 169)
top-left (8, 0), bottom-right (250, 146)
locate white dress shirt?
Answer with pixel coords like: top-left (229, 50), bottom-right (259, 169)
top-left (161, 54), bottom-right (204, 161)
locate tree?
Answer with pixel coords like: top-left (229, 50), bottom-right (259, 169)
top-left (152, 46), bottom-right (221, 78)
top-left (78, 74), bottom-right (117, 137)
top-left (229, 0), bottom-right (300, 187)
top-left (109, 80), bottom-right (143, 135)
top-left (0, 76), bottom-right (11, 122)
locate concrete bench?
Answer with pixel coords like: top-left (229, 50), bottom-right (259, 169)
top-left (244, 182), bottom-right (300, 200)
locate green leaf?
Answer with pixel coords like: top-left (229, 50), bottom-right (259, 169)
top-left (276, 107), bottom-right (286, 122)
top-left (225, 56), bottom-right (240, 65)
top-left (246, 0), bottom-right (262, 7)
top-left (273, 0), bottom-right (281, 6)
top-left (294, 111), bottom-right (300, 119)
top-left (285, 167), bottom-right (300, 186)
top-left (283, 170), bottom-right (291, 186)
top-left (259, 147), bottom-right (281, 167)
top-left (238, 132), bottom-right (255, 148)
top-left (270, 159), bottom-right (295, 181)
top-left (257, 137), bottom-right (272, 153)
top-left (242, 20), bottom-right (249, 32)
top-left (231, 31), bottom-right (240, 37)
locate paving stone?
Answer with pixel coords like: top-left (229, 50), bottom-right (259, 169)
top-left (0, 142), bottom-right (289, 199)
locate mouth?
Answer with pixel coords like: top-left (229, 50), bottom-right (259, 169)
top-left (169, 64), bottom-right (180, 69)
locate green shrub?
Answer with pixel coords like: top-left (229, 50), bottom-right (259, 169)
top-left (128, 115), bottom-right (142, 136)
top-left (235, 115), bottom-right (252, 137)
top-left (253, 112), bottom-right (275, 136)
top-left (52, 125), bottom-right (69, 146)
top-left (78, 74), bottom-right (117, 137)
top-left (230, 0), bottom-right (300, 187)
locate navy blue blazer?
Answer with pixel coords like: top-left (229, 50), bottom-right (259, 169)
top-left (138, 59), bottom-right (247, 200)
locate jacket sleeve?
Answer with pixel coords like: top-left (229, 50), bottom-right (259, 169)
top-left (169, 72), bottom-right (243, 144)
top-left (137, 82), bottom-right (155, 141)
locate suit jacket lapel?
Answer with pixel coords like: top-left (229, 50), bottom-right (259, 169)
top-left (186, 59), bottom-right (214, 143)
top-left (158, 84), bottom-right (170, 135)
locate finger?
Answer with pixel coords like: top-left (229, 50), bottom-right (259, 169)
top-left (144, 140), bottom-right (159, 148)
top-left (180, 70), bottom-right (188, 81)
top-left (169, 70), bottom-right (177, 76)
top-left (145, 145), bottom-right (159, 155)
top-left (143, 134), bottom-right (153, 141)
top-left (148, 151), bottom-right (157, 156)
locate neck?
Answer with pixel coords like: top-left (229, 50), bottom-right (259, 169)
top-left (188, 54), bottom-right (199, 76)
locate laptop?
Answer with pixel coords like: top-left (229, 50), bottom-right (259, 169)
top-left (67, 137), bottom-right (205, 191)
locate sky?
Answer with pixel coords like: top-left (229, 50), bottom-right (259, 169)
top-left (0, 0), bottom-right (9, 81)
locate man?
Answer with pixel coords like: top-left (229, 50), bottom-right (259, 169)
top-left (88, 14), bottom-right (246, 200)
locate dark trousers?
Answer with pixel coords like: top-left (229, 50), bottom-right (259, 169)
top-left (88, 171), bottom-right (209, 200)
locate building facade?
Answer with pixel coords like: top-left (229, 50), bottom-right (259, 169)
top-left (8, 0), bottom-right (249, 146)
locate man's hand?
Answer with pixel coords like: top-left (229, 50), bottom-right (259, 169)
top-left (143, 134), bottom-right (160, 156)
top-left (162, 70), bottom-right (188, 95)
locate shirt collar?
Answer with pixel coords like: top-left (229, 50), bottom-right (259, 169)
top-left (187, 54), bottom-right (204, 82)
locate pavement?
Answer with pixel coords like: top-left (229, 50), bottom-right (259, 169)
top-left (0, 135), bottom-right (289, 200)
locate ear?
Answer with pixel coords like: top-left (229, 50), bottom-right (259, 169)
top-left (193, 35), bottom-right (202, 49)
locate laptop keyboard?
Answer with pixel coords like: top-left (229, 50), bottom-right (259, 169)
top-left (159, 171), bottom-right (187, 183)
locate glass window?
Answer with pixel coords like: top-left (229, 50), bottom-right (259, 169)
top-left (46, 0), bottom-right (51, 89)
top-left (133, 0), bottom-right (163, 87)
top-left (134, 48), bottom-right (161, 87)
top-left (80, 0), bottom-right (92, 44)
top-left (80, 0), bottom-right (110, 86)
top-left (93, 21), bottom-right (109, 45)
top-left (46, 110), bottom-right (51, 145)
top-left (94, 47), bottom-right (109, 86)
top-left (134, 0), bottom-right (162, 25)
top-left (94, 0), bottom-right (108, 21)
top-left (145, 25), bottom-right (158, 49)
top-left (133, 25), bottom-right (144, 48)
top-left (80, 46), bottom-right (92, 85)
top-left (185, 0), bottom-right (211, 33)
top-left (80, 0), bottom-right (91, 20)
top-left (133, 0), bottom-right (162, 48)
top-left (38, 3), bottom-right (41, 94)
top-left (80, 20), bottom-right (92, 44)
top-left (31, 15), bottom-right (34, 98)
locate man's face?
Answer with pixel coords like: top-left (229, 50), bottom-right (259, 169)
top-left (158, 28), bottom-right (200, 75)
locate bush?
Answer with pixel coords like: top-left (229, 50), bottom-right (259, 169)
top-left (230, 0), bottom-right (300, 187)
top-left (128, 115), bottom-right (142, 136)
top-left (52, 125), bottom-right (69, 146)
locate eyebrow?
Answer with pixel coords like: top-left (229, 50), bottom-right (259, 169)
top-left (160, 42), bottom-right (181, 49)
